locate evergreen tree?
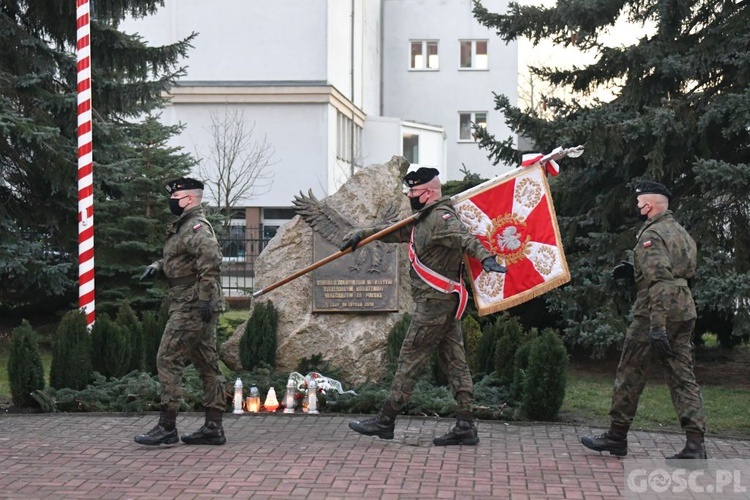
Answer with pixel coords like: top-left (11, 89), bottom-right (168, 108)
top-left (8, 320), bottom-right (46, 408)
top-left (0, 1), bottom-right (195, 314)
top-left (473, 0), bottom-right (750, 353)
top-left (116, 300), bottom-right (144, 373)
top-left (240, 301), bottom-right (278, 370)
top-left (49, 310), bottom-right (92, 390)
top-left (90, 313), bottom-right (130, 378)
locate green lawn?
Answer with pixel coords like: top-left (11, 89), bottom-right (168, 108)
top-left (562, 370), bottom-right (750, 438)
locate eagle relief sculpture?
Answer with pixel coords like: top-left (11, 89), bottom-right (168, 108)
top-left (292, 190), bottom-right (401, 274)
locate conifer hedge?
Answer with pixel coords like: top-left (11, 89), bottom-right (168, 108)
top-left (240, 300), bottom-right (278, 370)
top-left (91, 313), bottom-right (130, 379)
top-left (49, 310), bottom-right (92, 390)
top-left (521, 328), bottom-right (569, 420)
top-left (8, 320), bottom-right (45, 407)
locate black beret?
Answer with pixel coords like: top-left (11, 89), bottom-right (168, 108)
top-left (635, 180), bottom-right (672, 201)
top-left (403, 167), bottom-right (440, 188)
top-left (166, 177), bottom-right (204, 194)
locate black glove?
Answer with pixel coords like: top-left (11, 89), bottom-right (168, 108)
top-left (198, 300), bottom-right (213, 323)
top-left (340, 231), bottom-right (364, 252)
top-left (612, 261), bottom-right (634, 282)
top-left (140, 265), bottom-right (157, 281)
top-left (482, 256), bottom-right (507, 273)
top-left (649, 329), bottom-right (673, 359)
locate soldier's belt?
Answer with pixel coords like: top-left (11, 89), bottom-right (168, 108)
top-left (637, 278), bottom-right (689, 291)
top-left (168, 275), bottom-right (198, 287)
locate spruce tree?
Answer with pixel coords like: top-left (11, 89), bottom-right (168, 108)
top-left (116, 300), bottom-right (144, 373)
top-left (8, 320), bottom-right (46, 408)
top-left (0, 1), bottom-right (194, 314)
top-left (473, 0), bottom-right (750, 352)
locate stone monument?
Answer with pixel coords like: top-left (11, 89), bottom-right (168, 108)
top-left (220, 156), bottom-right (415, 385)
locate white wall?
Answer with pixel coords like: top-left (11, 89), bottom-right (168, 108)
top-left (382, 0), bottom-right (518, 181)
top-left (160, 102), bottom-right (330, 207)
top-left (122, 0), bottom-right (329, 82)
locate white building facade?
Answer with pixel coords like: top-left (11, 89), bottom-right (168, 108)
top-left (122, 0), bottom-right (517, 294)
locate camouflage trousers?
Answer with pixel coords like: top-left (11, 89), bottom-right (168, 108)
top-left (386, 298), bottom-right (474, 413)
top-left (609, 317), bottom-right (706, 434)
top-left (157, 305), bottom-right (226, 413)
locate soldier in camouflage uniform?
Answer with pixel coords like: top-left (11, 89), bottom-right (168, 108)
top-left (581, 181), bottom-right (707, 459)
top-left (135, 177), bottom-right (227, 447)
top-left (341, 167), bottom-right (507, 446)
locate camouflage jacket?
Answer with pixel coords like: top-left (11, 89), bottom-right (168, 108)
top-left (366, 197), bottom-right (493, 302)
top-left (633, 210), bottom-right (697, 328)
top-left (151, 206), bottom-right (224, 309)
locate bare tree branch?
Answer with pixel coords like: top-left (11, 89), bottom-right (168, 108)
top-left (196, 108), bottom-right (277, 228)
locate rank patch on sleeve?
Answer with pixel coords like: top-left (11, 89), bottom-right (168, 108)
top-left (643, 240), bottom-right (652, 248)
top-left (442, 213), bottom-right (452, 220)
top-left (193, 223), bottom-right (203, 232)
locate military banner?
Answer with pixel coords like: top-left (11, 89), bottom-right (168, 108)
top-left (453, 162), bottom-right (570, 316)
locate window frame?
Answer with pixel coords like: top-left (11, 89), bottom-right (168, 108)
top-left (458, 111), bottom-right (488, 142)
top-left (409, 40), bottom-right (440, 71)
top-left (459, 39), bottom-right (489, 71)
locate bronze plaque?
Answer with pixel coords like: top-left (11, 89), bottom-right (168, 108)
top-left (312, 233), bottom-right (399, 312)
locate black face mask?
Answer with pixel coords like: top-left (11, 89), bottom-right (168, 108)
top-left (637, 204), bottom-right (649, 222)
top-left (410, 196), bottom-right (427, 211)
top-left (169, 196), bottom-right (187, 216)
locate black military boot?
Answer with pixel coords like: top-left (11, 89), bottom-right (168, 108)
top-left (134, 410), bottom-right (179, 446)
top-left (181, 408), bottom-right (226, 445)
top-left (667, 432), bottom-right (707, 459)
top-left (433, 410), bottom-right (479, 446)
top-left (581, 425), bottom-right (628, 456)
top-left (349, 405), bottom-right (396, 440)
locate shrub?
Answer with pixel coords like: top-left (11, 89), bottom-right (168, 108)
top-left (91, 313), bottom-right (130, 378)
top-left (49, 310), bottom-right (93, 390)
top-left (462, 315), bottom-right (482, 373)
top-left (494, 315), bottom-right (526, 384)
top-left (511, 332), bottom-right (535, 400)
top-left (475, 315), bottom-right (505, 376)
top-left (521, 328), bottom-right (569, 421)
top-left (142, 300), bottom-right (169, 375)
top-left (240, 300), bottom-right (278, 370)
top-left (117, 301), bottom-right (143, 373)
top-left (385, 313), bottom-right (411, 367)
top-left (8, 320), bottom-right (46, 407)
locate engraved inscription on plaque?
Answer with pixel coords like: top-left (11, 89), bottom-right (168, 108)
top-left (312, 233), bottom-right (398, 312)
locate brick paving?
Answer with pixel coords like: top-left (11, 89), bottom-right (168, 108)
top-left (1, 413), bottom-right (749, 499)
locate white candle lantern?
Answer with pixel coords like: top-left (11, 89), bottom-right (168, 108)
top-left (283, 378), bottom-right (296, 414)
top-left (307, 379), bottom-right (319, 415)
top-left (233, 378), bottom-right (244, 414)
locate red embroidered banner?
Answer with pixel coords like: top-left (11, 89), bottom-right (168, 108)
top-left (453, 163), bottom-right (570, 316)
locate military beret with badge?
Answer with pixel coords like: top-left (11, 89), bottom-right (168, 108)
top-left (635, 180), bottom-right (672, 201)
top-left (403, 167), bottom-right (440, 187)
top-left (166, 177), bottom-right (204, 195)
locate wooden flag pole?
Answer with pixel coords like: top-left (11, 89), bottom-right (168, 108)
top-left (252, 145), bottom-right (584, 298)
top-left (252, 213), bottom-right (418, 298)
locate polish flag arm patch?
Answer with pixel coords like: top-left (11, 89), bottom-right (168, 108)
top-left (442, 213), bottom-right (452, 220)
top-left (643, 240), bottom-right (652, 248)
top-left (193, 223), bottom-right (203, 232)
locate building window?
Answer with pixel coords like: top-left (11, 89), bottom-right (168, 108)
top-left (403, 133), bottom-right (419, 164)
top-left (459, 40), bottom-right (488, 70)
top-left (459, 112), bottom-right (487, 141)
top-left (337, 111), bottom-right (363, 167)
top-left (410, 40), bottom-right (439, 70)
top-left (261, 208), bottom-right (295, 246)
top-left (221, 220), bottom-right (247, 262)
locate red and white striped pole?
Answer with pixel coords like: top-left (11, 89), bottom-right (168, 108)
top-left (76, 0), bottom-right (95, 328)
